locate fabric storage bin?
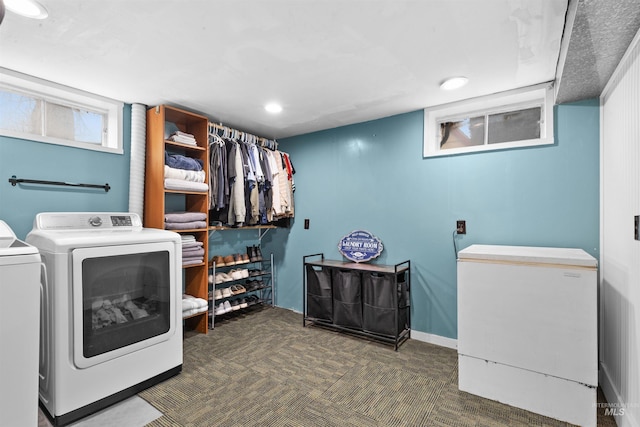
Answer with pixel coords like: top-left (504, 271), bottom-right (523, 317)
top-left (363, 272), bottom-right (408, 336)
top-left (305, 264), bottom-right (333, 322)
top-left (332, 268), bottom-right (363, 329)
top-left (397, 272), bottom-right (409, 331)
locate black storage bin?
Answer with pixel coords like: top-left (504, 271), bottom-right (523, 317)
top-left (305, 264), bottom-right (333, 322)
top-left (363, 272), bottom-right (408, 336)
top-left (397, 273), bottom-right (409, 331)
top-left (332, 269), bottom-right (362, 329)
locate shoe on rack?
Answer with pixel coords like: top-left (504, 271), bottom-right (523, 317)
top-left (230, 284), bottom-right (246, 295)
top-left (214, 289), bottom-right (223, 300)
top-left (231, 300), bottom-right (241, 311)
top-left (245, 280), bottom-right (256, 292)
top-left (219, 272), bottom-right (233, 282)
top-left (209, 274), bottom-right (215, 285)
top-left (240, 253), bottom-right (250, 264)
top-left (215, 303), bottom-right (226, 316)
top-left (247, 246), bottom-right (257, 263)
top-left (239, 298), bottom-right (248, 309)
top-left (229, 269), bottom-right (244, 280)
top-left (222, 287), bottom-right (232, 298)
top-left (214, 273), bottom-right (225, 284)
top-left (233, 253), bottom-right (244, 265)
top-left (223, 255), bottom-right (236, 266)
top-left (212, 255), bottom-right (226, 267)
top-left (254, 245), bottom-right (263, 262)
top-left (223, 301), bottom-right (232, 313)
top-left (240, 268), bottom-right (249, 279)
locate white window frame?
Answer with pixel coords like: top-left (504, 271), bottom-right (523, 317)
top-left (423, 83), bottom-right (554, 158)
top-left (0, 67), bottom-right (123, 154)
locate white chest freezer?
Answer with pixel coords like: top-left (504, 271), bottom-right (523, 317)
top-left (0, 220), bottom-right (41, 427)
top-left (457, 244), bottom-right (597, 427)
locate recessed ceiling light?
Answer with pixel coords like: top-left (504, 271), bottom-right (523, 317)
top-left (440, 76), bottom-right (468, 91)
top-left (264, 103), bottom-right (282, 114)
top-left (4, 0), bottom-right (48, 19)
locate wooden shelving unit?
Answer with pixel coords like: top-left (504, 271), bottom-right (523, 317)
top-left (145, 105), bottom-right (209, 334)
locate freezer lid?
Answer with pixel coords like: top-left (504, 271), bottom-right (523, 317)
top-left (458, 244), bottom-right (597, 268)
top-left (0, 220), bottom-right (39, 257)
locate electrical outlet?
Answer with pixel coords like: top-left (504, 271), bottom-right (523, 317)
top-left (304, 218), bottom-right (310, 230)
top-left (635, 215), bottom-right (639, 241)
top-left (457, 220), bottom-right (466, 234)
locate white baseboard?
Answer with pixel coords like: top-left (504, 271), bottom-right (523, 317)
top-left (600, 362), bottom-right (640, 427)
top-left (410, 330), bottom-right (457, 350)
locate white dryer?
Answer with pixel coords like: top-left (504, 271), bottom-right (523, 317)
top-left (27, 212), bottom-right (183, 426)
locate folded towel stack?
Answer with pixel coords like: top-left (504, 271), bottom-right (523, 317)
top-left (168, 131), bottom-right (197, 146)
top-left (182, 294), bottom-right (208, 318)
top-left (164, 152), bottom-right (208, 192)
top-left (164, 165), bottom-right (206, 183)
top-left (178, 232), bottom-right (205, 266)
top-left (165, 211), bottom-right (208, 231)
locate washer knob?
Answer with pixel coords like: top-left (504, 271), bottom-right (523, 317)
top-left (88, 216), bottom-right (102, 227)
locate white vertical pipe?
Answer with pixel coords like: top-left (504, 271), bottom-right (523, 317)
top-left (129, 103), bottom-right (146, 217)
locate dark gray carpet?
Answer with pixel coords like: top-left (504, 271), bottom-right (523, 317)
top-left (139, 306), bottom-right (615, 427)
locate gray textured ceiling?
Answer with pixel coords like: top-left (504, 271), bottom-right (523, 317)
top-left (556, 0), bottom-right (640, 104)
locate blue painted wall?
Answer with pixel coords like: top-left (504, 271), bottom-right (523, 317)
top-left (0, 97), bottom-right (599, 341)
top-left (0, 105), bottom-right (131, 239)
top-left (264, 99), bottom-right (600, 339)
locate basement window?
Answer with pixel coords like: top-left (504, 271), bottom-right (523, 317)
top-left (423, 83), bottom-right (554, 157)
top-left (0, 68), bottom-right (123, 154)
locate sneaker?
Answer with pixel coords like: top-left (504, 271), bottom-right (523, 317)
top-left (254, 245), bottom-right (263, 262)
top-left (231, 300), bottom-right (241, 311)
top-left (215, 303), bottom-right (226, 315)
top-left (240, 253), bottom-right (250, 264)
top-left (223, 255), bottom-right (236, 266)
top-left (239, 298), bottom-right (248, 309)
top-left (212, 255), bottom-right (226, 267)
top-left (219, 272), bottom-right (233, 282)
top-left (245, 280), bottom-right (256, 292)
top-left (214, 273), bottom-right (225, 284)
top-left (223, 301), bottom-right (232, 313)
top-left (214, 289), bottom-right (223, 300)
top-left (209, 274), bottom-right (215, 284)
top-left (229, 269), bottom-right (244, 280)
top-left (222, 287), bottom-right (232, 298)
top-left (233, 253), bottom-right (244, 265)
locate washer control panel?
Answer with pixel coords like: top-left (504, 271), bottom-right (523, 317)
top-left (34, 212), bottom-right (142, 231)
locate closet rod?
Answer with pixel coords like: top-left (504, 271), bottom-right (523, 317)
top-left (208, 122), bottom-right (277, 149)
top-left (8, 175), bottom-right (111, 192)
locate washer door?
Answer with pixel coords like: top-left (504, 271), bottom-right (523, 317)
top-left (71, 242), bottom-right (177, 368)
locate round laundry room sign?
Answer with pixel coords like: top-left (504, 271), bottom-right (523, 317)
top-left (338, 230), bottom-right (383, 263)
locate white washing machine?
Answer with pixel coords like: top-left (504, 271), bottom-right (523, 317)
top-left (26, 212), bottom-right (183, 426)
top-left (0, 220), bottom-right (41, 427)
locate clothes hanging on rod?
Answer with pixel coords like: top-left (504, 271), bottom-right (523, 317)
top-left (207, 122), bottom-right (295, 227)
